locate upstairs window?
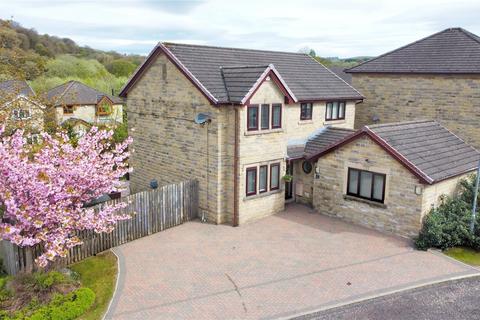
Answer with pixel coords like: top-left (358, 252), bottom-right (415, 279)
top-left (63, 106), bottom-right (74, 115)
top-left (347, 168), bottom-right (386, 203)
top-left (97, 101), bottom-right (112, 116)
top-left (300, 103), bottom-right (313, 120)
top-left (247, 105), bottom-right (259, 131)
top-left (261, 104), bottom-right (270, 130)
top-left (12, 109), bottom-right (31, 120)
top-left (271, 104), bottom-right (282, 129)
top-left (247, 103), bottom-right (282, 131)
top-left (326, 101), bottom-right (346, 121)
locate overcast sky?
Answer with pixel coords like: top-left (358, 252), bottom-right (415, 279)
top-left (1, 0), bottom-right (480, 57)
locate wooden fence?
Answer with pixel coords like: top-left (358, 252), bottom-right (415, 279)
top-left (0, 179), bottom-right (198, 275)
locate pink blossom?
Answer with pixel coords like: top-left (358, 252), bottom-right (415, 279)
top-left (0, 126), bottom-right (132, 267)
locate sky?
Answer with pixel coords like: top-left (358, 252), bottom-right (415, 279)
top-left (1, 0), bottom-right (480, 57)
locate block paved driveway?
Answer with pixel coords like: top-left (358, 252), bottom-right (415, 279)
top-left (105, 204), bottom-right (479, 320)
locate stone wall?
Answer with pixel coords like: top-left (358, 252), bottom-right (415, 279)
top-left (313, 135), bottom-right (425, 238)
top-left (126, 52), bottom-right (235, 224)
top-left (0, 97), bottom-right (44, 133)
top-left (352, 73), bottom-right (480, 149)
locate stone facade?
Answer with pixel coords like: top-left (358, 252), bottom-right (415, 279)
top-left (125, 51), bottom-right (358, 225)
top-left (0, 96), bottom-right (45, 134)
top-left (312, 134), bottom-right (474, 238)
top-left (352, 73), bottom-right (480, 149)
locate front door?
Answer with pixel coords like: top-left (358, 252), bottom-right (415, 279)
top-left (285, 161), bottom-right (293, 200)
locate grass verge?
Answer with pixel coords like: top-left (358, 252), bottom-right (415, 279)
top-left (444, 247), bottom-right (480, 266)
top-left (70, 251), bottom-right (118, 320)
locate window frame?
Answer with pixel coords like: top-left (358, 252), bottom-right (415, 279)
top-left (247, 104), bottom-right (259, 131)
top-left (271, 104), bottom-right (282, 129)
top-left (245, 167), bottom-right (257, 196)
top-left (325, 101), bottom-right (346, 121)
top-left (259, 165), bottom-right (268, 193)
top-left (270, 162), bottom-right (280, 191)
top-left (300, 102), bottom-right (313, 120)
top-left (346, 168), bottom-right (386, 203)
top-left (63, 105), bottom-right (74, 115)
top-left (13, 108), bottom-right (31, 120)
top-left (260, 104), bottom-right (270, 130)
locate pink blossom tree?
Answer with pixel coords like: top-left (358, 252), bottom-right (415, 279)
top-left (0, 126), bottom-right (132, 267)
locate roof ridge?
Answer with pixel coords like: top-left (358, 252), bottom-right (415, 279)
top-left (367, 119), bottom-right (435, 129)
top-left (458, 27), bottom-right (480, 46)
top-left (163, 42), bottom-right (309, 56)
top-left (221, 65), bottom-right (270, 69)
top-left (346, 28), bottom-right (462, 73)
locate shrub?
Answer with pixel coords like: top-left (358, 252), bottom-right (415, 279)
top-left (0, 287), bottom-right (95, 320)
top-left (415, 174), bottom-right (480, 251)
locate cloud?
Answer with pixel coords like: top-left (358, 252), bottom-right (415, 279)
top-left (1, 0), bottom-right (479, 57)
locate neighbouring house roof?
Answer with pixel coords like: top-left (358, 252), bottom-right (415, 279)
top-left (0, 80), bottom-right (35, 97)
top-left (328, 67), bottom-right (352, 84)
top-left (119, 42), bottom-right (363, 104)
top-left (347, 28), bottom-right (480, 74)
top-left (304, 127), bottom-right (355, 159)
top-left (307, 120), bottom-right (480, 184)
top-left (47, 80), bottom-right (124, 106)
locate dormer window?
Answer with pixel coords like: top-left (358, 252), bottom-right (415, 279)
top-left (96, 97), bottom-right (113, 116)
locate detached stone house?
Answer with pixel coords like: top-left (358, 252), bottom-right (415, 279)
top-left (119, 42), bottom-right (363, 225)
top-left (347, 27), bottom-right (480, 149)
top-left (47, 81), bottom-right (124, 134)
top-left (0, 80), bottom-right (46, 140)
top-left (304, 120), bottom-right (480, 237)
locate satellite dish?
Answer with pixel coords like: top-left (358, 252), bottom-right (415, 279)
top-left (194, 112), bottom-right (212, 125)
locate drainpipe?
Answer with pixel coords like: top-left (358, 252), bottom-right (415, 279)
top-left (233, 106), bottom-right (239, 226)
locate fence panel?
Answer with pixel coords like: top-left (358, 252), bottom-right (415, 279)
top-left (1, 179), bottom-right (198, 275)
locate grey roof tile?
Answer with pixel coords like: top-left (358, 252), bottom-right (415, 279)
top-left (221, 65), bottom-right (269, 103)
top-left (347, 28), bottom-right (480, 74)
top-left (164, 43), bottom-right (363, 102)
top-left (0, 80), bottom-right (34, 97)
top-left (304, 127), bottom-right (355, 159)
top-left (47, 81), bottom-right (124, 106)
top-left (369, 120), bottom-right (480, 182)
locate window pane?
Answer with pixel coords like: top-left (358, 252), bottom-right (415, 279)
top-left (339, 102), bottom-right (345, 119)
top-left (359, 171), bottom-right (373, 198)
top-left (332, 102), bottom-right (339, 119)
top-left (261, 104), bottom-right (269, 129)
top-left (272, 104), bottom-right (281, 128)
top-left (373, 174), bottom-right (385, 200)
top-left (270, 164), bottom-right (280, 190)
top-left (326, 103), bottom-right (332, 119)
top-left (259, 166), bottom-right (268, 192)
top-left (348, 169), bottom-right (359, 194)
top-left (246, 169), bottom-right (256, 195)
top-left (247, 105), bottom-right (258, 130)
top-left (301, 103), bottom-right (312, 120)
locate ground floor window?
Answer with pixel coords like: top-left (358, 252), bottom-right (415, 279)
top-left (347, 168), bottom-right (386, 203)
top-left (245, 162), bottom-right (281, 197)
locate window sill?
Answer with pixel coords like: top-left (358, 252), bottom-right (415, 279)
top-left (243, 188), bottom-right (283, 201)
top-left (343, 195), bottom-right (387, 208)
top-left (298, 120), bottom-right (313, 125)
top-left (324, 119), bottom-right (346, 125)
top-left (244, 128), bottom-right (283, 136)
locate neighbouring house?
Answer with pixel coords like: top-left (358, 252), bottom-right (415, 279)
top-left (329, 66), bottom-right (352, 85)
top-left (346, 27), bottom-right (480, 150)
top-left (304, 120), bottom-right (480, 238)
top-left (119, 42), bottom-right (363, 225)
top-left (47, 80), bottom-right (124, 133)
top-left (0, 80), bottom-right (46, 140)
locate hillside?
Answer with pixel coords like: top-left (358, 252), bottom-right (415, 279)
top-left (0, 19), bottom-right (144, 94)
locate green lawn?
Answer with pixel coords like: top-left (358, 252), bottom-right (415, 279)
top-left (70, 251), bottom-right (118, 320)
top-left (444, 247), bottom-right (480, 266)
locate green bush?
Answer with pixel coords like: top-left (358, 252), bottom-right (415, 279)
top-left (415, 174), bottom-right (480, 251)
top-left (0, 287), bottom-right (95, 320)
